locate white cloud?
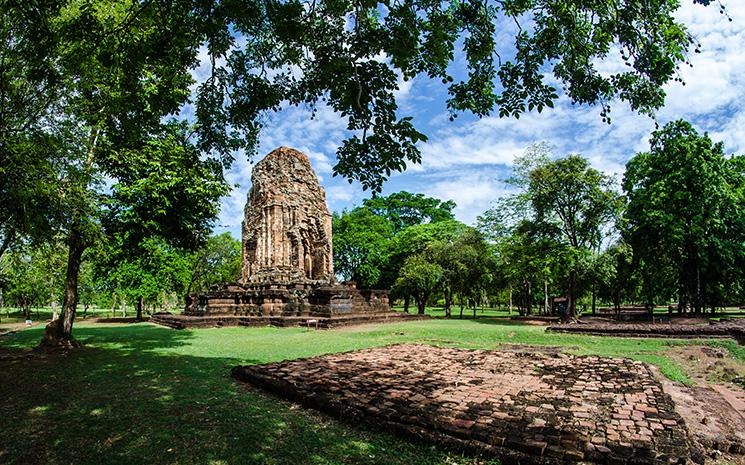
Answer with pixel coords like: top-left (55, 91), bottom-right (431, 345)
top-left (419, 170), bottom-right (511, 225)
top-left (214, 1), bottom-right (745, 237)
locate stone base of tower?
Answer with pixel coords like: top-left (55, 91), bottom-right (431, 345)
top-left (150, 282), bottom-right (426, 330)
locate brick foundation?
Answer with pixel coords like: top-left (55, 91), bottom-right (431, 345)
top-left (232, 344), bottom-right (703, 464)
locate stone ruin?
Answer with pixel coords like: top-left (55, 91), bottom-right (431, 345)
top-left (152, 147), bottom-right (420, 329)
top-left (240, 147), bottom-right (334, 285)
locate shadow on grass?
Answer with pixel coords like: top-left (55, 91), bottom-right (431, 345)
top-left (0, 325), bottom-right (494, 465)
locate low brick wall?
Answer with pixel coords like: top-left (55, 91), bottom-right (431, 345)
top-left (546, 320), bottom-right (745, 344)
top-left (151, 312), bottom-right (427, 330)
top-left (233, 344), bottom-right (702, 464)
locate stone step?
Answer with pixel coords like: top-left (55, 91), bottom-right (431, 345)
top-left (149, 312), bottom-right (426, 330)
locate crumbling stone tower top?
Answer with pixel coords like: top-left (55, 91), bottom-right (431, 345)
top-left (241, 147), bottom-right (334, 284)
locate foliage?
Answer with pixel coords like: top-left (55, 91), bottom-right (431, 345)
top-left (593, 241), bottom-right (640, 310)
top-left (427, 228), bottom-right (495, 317)
top-left (383, 219), bottom-right (468, 289)
top-left (479, 146), bottom-right (620, 316)
top-left (193, 0), bottom-right (706, 191)
top-left (623, 120), bottom-right (745, 311)
top-left (393, 254), bottom-right (443, 314)
top-left (332, 207), bottom-right (394, 288)
top-left (362, 191), bottom-right (456, 232)
top-left (108, 238), bottom-right (192, 313)
top-left (187, 232), bottom-right (242, 293)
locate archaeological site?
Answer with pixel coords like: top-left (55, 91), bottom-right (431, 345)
top-left (152, 147), bottom-right (421, 329)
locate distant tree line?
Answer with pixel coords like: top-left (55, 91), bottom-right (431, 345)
top-left (334, 121), bottom-right (745, 319)
top-left (0, 233), bottom-right (241, 321)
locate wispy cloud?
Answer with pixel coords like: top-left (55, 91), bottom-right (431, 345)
top-left (210, 1), bottom-right (745, 237)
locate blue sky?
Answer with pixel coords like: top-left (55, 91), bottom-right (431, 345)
top-left (198, 3), bottom-right (745, 239)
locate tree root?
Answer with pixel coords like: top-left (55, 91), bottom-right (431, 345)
top-left (38, 319), bottom-right (81, 349)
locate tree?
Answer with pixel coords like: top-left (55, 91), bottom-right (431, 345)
top-left (108, 238), bottom-right (192, 319)
top-left (0, 2), bottom-right (64, 258)
top-left (187, 233), bottom-right (242, 294)
top-left (527, 155), bottom-right (620, 318)
top-left (1, 246), bottom-right (46, 319)
top-left (2, 0), bottom-right (723, 345)
top-left (594, 241), bottom-right (640, 311)
top-left (428, 228), bottom-right (495, 318)
top-left (393, 254), bottom-right (442, 315)
top-left (486, 148), bottom-right (621, 319)
top-left (383, 219), bottom-right (468, 290)
top-left (192, 0), bottom-right (709, 192)
top-left (363, 192), bottom-right (456, 232)
top-left (623, 120), bottom-right (745, 313)
top-left (332, 207), bottom-right (394, 288)
top-left (40, 121), bottom-right (228, 346)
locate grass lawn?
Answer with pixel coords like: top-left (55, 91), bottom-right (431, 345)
top-left (1, 319), bottom-right (742, 465)
top-left (0, 306), bottom-right (143, 325)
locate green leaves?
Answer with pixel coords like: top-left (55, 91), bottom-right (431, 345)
top-left (362, 191), bottom-right (456, 233)
top-left (189, 0), bottom-right (707, 191)
top-left (623, 120), bottom-right (745, 310)
top-left (106, 122), bottom-right (229, 251)
top-left (332, 207), bottom-right (394, 287)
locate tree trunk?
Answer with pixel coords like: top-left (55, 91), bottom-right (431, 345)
top-left (544, 279), bottom-right (549, 316)
top-left (51, 294), bottom-right (58, 321)
top-left (563, 271), bottom-right (577, 322)
top-left (416, 292), bottom-right (427, 315)
top-left (694, 262), bottom-right (702, 315)
top-left (41, 225), bottom-right (85, 348)
top-left (136, 296), bottom-right (144, 321)
top-left (403, 294), bottom-right (410, 313)
top-left (591, 282), bottom-right (597, 316)
top-left (525, 280), bottom-right (532, 316)
top-left (444, 289), bottom-right (452, 318)
top-left (508, 286), bottom-right (513, 314)
top-left (111, 292), bottom-right (116, 317)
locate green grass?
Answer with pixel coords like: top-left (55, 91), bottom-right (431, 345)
top-left (1, 319), bottom-right (742, 465)
top-left (0, 306), bottom-right (142, 325)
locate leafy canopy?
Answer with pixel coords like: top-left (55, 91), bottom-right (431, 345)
top-left (623, 120), bottom-right (745, 309)
top-left (194, 0), bottom-right (706, 191)
top-left (362, 191), bottom-right (456, 232)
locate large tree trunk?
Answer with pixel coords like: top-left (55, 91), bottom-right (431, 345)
top-left (41, 225), bottom-right (85, 348)
top-left (403, 294), bottom-right (410, 313)
top-left (562, 271), bottom-right (577, 322)
top-left (544, 279), bottom-right (549, 315)
top-left (136, 296), bottom-right (144, 321)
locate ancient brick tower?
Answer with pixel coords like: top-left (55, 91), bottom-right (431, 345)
top-left (148, 147), bottom-right (426, 329)
top-left (241, 147), bottom-right (334, 284)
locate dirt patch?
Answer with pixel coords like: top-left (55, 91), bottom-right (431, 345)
top-left (234, 344), bottom-right (701, 464)
top-left (668, 346), bottom-right (745, 384)
top-left (654, 346), bottom-right (745, 463)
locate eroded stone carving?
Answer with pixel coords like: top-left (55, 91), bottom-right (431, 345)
top-left (241, 147), bottom-right (334, 284)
